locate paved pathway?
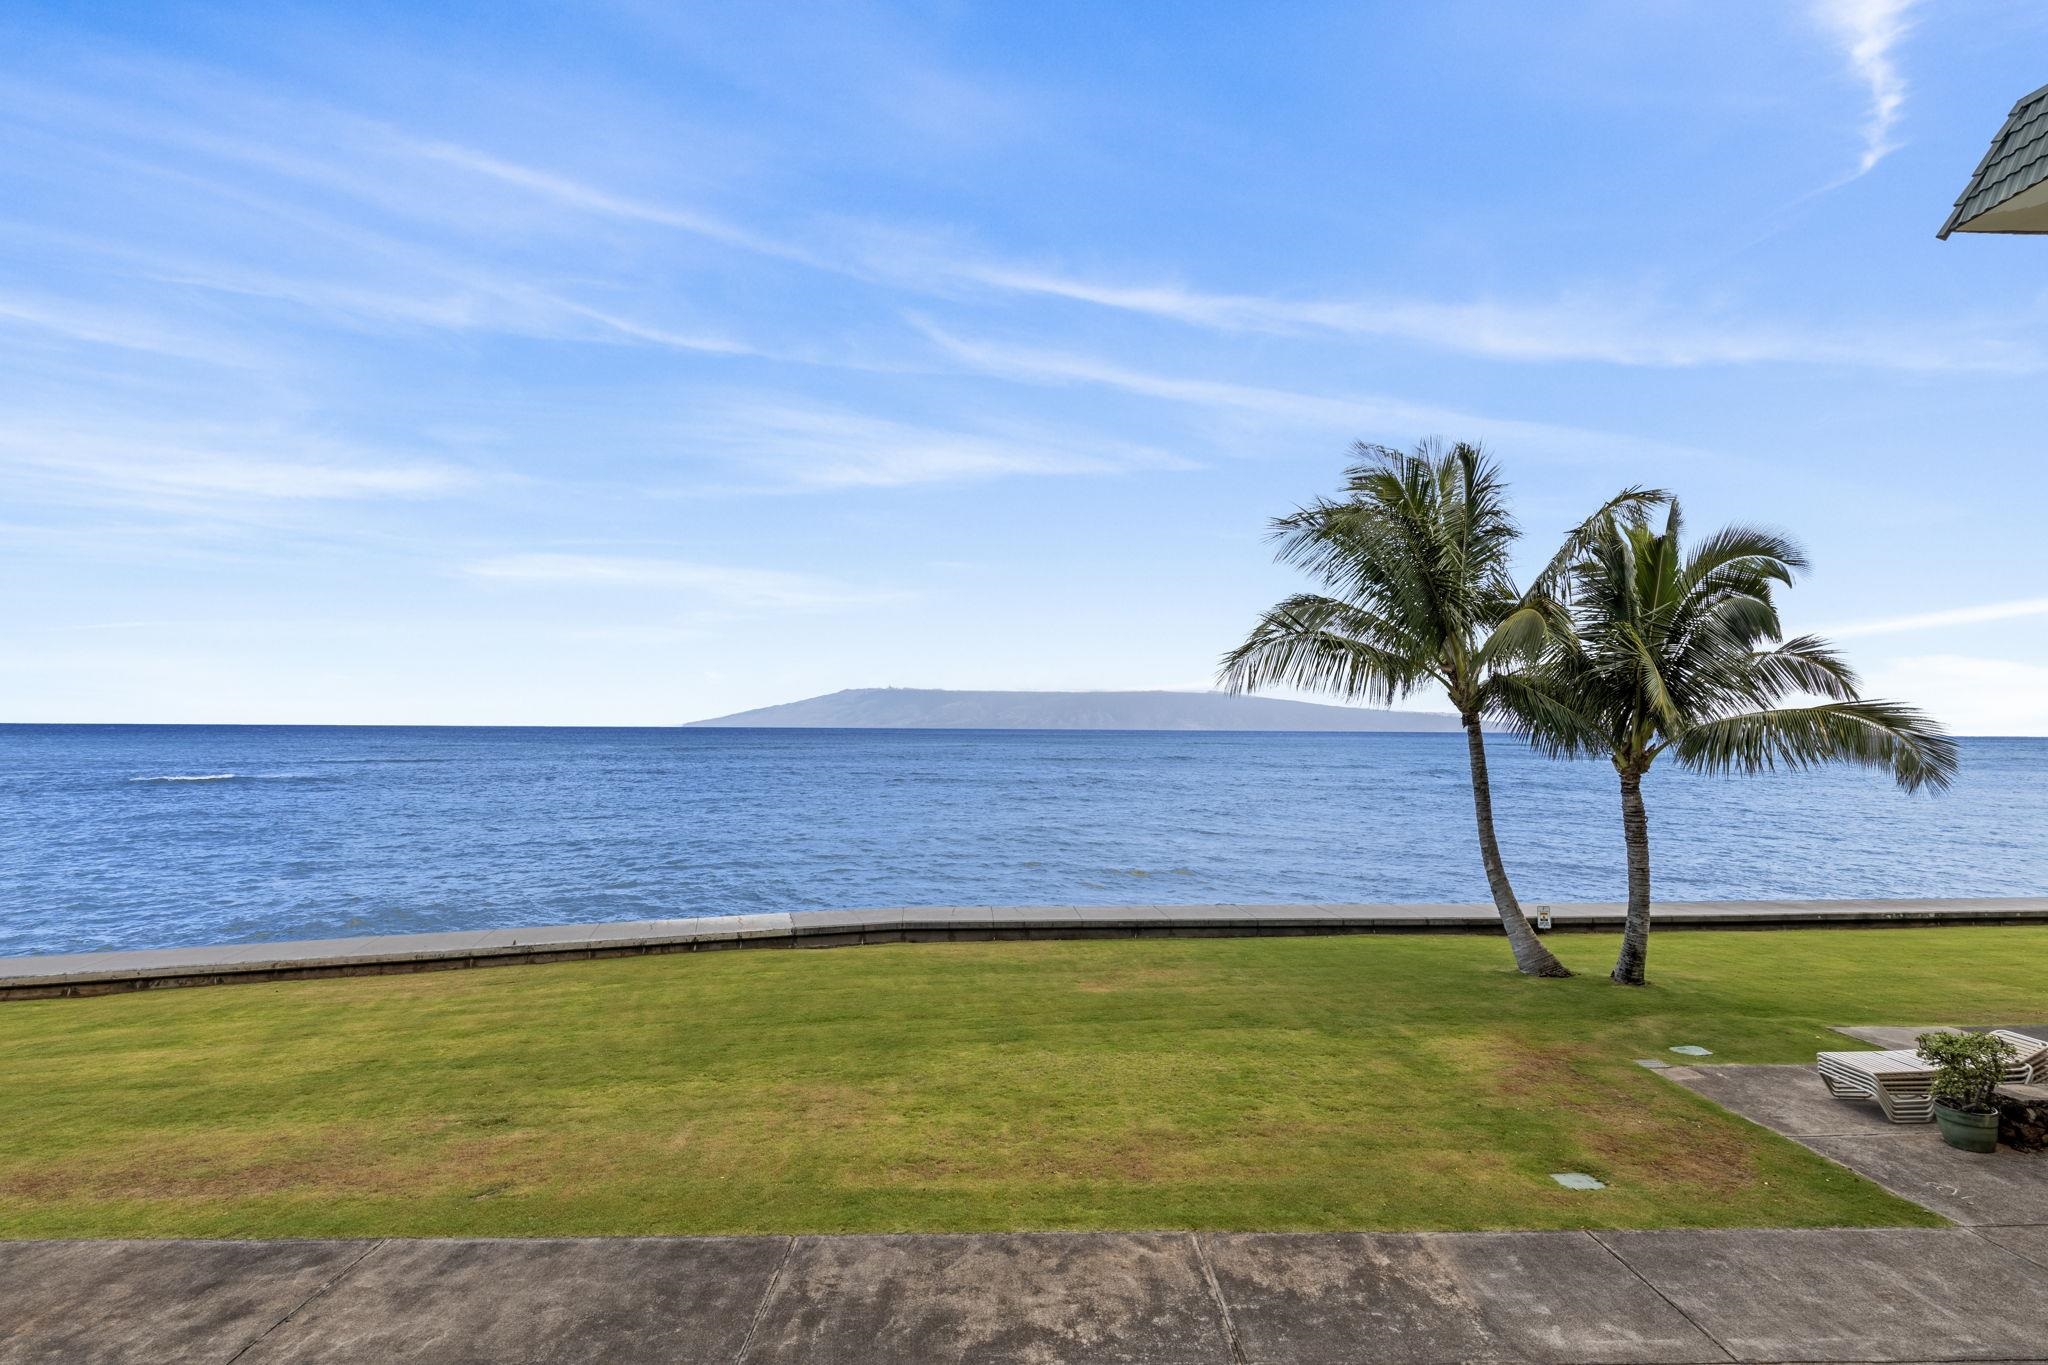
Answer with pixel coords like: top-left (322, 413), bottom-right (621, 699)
top-left (6, 896), bottom-right (2045, 999)
top-left (5, 1225), bottom-right (2046, 1363)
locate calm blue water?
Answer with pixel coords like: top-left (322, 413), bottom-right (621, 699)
top-left (1, 726), bottom-right (2043, 957)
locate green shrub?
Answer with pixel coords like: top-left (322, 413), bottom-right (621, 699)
top-left (1916, 1030), bottom-right (2017, 1112)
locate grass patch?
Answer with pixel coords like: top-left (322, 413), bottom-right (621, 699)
top-left (3, 926), bottom-right (2039, 1238)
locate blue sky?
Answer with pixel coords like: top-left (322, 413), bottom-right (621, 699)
top-left (2, 1), bottom-right (2044, 730)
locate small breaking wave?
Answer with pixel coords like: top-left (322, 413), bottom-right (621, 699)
top-left (127, 773), bottom-right (322, 784)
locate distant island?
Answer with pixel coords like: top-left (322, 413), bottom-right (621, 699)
top-left (685, 688), bottom-right (1462, 731)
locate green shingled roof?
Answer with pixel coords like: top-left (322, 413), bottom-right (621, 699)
top-left (1938, 81), bottom-right (2048, 238)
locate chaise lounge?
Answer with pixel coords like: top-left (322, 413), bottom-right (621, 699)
top-left (1816, 1029), bottom-right (2046, 1123)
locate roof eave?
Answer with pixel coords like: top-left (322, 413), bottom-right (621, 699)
top-left (1936, 79), bottom-right (2048, 241)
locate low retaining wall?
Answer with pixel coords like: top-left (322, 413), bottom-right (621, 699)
top-left (1995, 1083), bottom-right (2048, 1152)
top-left (4, 897), bottom-right (2045, 1001)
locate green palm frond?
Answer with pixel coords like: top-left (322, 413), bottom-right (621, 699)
top-left (1741, 635), bottom-right (1860, 702)
top-left (1618, 623), bottom-right (1684, 732)
top-left (1527, 485), bottom-right (1668, 600)
top-left (1473, 604), bottom-right (1553, 671)
top-left (1218, 594), bottom-right (1427, 705)
top-left (1487, 671), bottom-right (1612, 758)
top-left (1681, 525), bottom-right (1807, 593)
top-left (1672, 701), bottom-right (1960, 792)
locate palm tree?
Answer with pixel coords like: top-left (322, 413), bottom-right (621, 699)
top-left (1219, 439), bottom-right (1659, 979)
top-left (1504, 503), bottom-right (1958, 986)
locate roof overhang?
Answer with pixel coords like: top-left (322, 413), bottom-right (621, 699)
top-left (1945, 176), bottom-right (2048, 235)
top-left (1938, 81), bottom-right (2048, 239)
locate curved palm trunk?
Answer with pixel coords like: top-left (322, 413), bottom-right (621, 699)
top-left (1610, 768), bottom-right (1653, 986)
top-left (1461, 715), bottom-right (1571, 978)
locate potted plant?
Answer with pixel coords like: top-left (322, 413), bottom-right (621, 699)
top-left (1916, 1030), bottom-right (2017, 1154)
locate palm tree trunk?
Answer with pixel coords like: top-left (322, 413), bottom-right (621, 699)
top-left (1610, 767), bottom-right (1653, 986)
top-left (1461, 714), bottom-right (1571, 978)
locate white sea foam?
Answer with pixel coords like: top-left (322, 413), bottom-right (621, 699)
top-left (127, 772), bottom-right (320, 783)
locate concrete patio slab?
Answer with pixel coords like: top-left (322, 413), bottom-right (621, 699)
top-left (1800, 1133), bottom-right (2048, 1226)
top-left (237, 1236), bottom-right (785, 1365)
top-left (1200, 1231), bottom-right (1725, 1364)
top-left (1975, 1223), bottom-right (2048, 1272)
top-left (1667, 1062), bottom-right (2048, 1226)
top-left (1199, 1232), bottom-right (1502, 1364)
top-left (743, 1232), bottom-right (1234, 1365)
top-left (1434, 1231), bottom-right (1730, 1364)
top-left (1594, 1227), bottom-right (2048, 1363)
top-left (0, 1239), bottom-right (368, 1365)
top-left (1672, 1064), bottom-right (1904, 1137)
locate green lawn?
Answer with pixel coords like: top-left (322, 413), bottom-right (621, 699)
top-left (4, 927), bottom-right (2039, 1239)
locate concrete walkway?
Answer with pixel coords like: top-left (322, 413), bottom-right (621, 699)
top-left (6, 897), bottom-right (2046, 1000)
top-left (5, 1225), bottom-right (2046, 1363)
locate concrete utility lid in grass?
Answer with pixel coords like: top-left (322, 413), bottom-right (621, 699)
top-left (1668, 1045), bottom-right (1712, 1056)
top-left (1551, 1172), bottom-right (1606, 1190)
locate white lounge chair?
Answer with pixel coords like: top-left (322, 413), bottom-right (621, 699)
top-left (1817, 1049), bottom-right (1938, 1122)
top-left (1816, 1029), bottom-right (2047, 1123)
top-left (1987, 1029), bottom-right (2048, 1081)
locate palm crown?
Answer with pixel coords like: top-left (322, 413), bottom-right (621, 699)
top-left (1508, 503), bottom-right (1958, 791)
top-left (1221, 441), bottom-right (1586, 719)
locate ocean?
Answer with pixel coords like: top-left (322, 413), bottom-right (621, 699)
top-left (2, 725), bottom-right (2043, 957)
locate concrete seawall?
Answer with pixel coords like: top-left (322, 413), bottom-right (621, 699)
top-left (4, 897), bottom-right (2045, 1001)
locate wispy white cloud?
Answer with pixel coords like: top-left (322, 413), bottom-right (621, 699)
top-left (543, 299), bottom-right (761, 357)
top-left (672, 399), bottom-right (1191, 491)
top-left (932, 261), bottom-right (2046, 373)
top-left (606, 0), bottom-right (1040, 155)
top-left (0, 291), bottom-right (258, 367)
top-left (0, 84), bottom-right (782, 359)
top-left (348, 131), bottom-right (2048, 374)
top-left (1812, 0), bottom-right (1918, 177)
top-left (918, 324), bottom-right (1726, 470)
top-left (396, 137), bottom-right (821, 267)
top-left (464, 553), bottom-right (896, 609)
top-left (1822, 596), bottom-right (2048, 639)
top-left (121, 245), bottom-right (766, 358)
top-left (0, 422), bottom-right (470, 505)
